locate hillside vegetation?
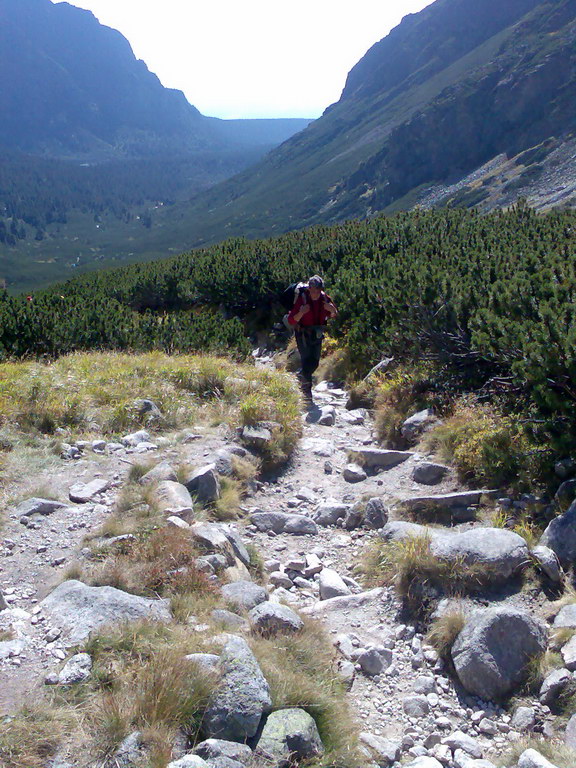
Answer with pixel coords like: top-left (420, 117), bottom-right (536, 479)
top-left (1, 204), bottom-right (575, 484)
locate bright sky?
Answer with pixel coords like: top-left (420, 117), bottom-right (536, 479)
top-left (55, 0), bottom-right (434, 119)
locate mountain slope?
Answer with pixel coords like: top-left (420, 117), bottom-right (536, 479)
top-left (160, 0), bottom-right (575, 245)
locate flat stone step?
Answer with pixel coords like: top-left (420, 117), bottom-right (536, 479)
top-left (395, 490), bottom-right (498, 515)
top-left (353, 448), bottom-right (415, 469)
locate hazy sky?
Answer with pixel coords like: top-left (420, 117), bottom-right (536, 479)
top-left (55, 0), bottom-right (434, 119)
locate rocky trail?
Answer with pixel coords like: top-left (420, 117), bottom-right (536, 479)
top-left (0, 367), bottom-right (574, 768)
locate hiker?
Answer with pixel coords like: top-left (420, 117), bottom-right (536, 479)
top-left (287, 275), bottom-right (338, 402)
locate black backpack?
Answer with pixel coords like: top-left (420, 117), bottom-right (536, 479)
top-left (278, 282), bottom-right (306, 311)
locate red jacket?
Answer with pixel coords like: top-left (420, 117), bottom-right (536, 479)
top-left (288, 289), bottom-right (334, 327)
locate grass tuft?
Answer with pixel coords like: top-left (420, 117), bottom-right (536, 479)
top-left (360, 535), bottom-right (492, 614)
top-left (426, 610), bottom-right (466, 660)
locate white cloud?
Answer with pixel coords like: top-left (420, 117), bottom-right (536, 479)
top-left (54, 0), bottom-right (434, 118)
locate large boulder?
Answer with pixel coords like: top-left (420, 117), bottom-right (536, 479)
top-left (184, 465), bottom-right (221, 504)
top-left (15, 497), bottom-right (68, 519)
top-left (155, 481), bottom-right (194, 520)
top-left (318, 569), bottom-right (351, 600)
top-left (380, 520), bottom-right (433, 543)
top-left (249, 603), bottom-right (304, 636)
top-left (411, 462), bottom-right (449, 485)
top-left (518, 750), bottom-right (562, 768)
top-left (255, 708), bottom-right (323, 765)
top-left (313, 500), bottom-right (350, 527)
top-left (40, 580), bottom-right (171, 645)
top-left (283, 515), bottom-right (318, 535)
top-left (189, 523), bottom-right (235, 565)
top-left (354, 448), bottom-right (414, 469)
top-left (204, 636), bottom-right (272, 742)
top-left (139, 461), bottom-right (177, 486)
top-left (451, 607), bottom-right (548, 701)
top-left (540, 501), bottom-right (576, 568)
top-left (364, 498), bottom-right (389, 529)
top-left (249, 511), bottom-right (289, 533)
top-left (401, 409), bottom-right (438, 442)
top-left (430, 528), bottom-right (529, 581)
top-left (221, 581), bottom-right (268, 612)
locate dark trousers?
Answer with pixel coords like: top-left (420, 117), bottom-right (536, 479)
top-left (295, 327), bottom-right (324, 384)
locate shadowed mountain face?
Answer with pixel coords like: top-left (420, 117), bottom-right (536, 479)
top-left (0, 0), bottom-right (217, 158)
top-left (167, 0), bottom-right (575, 244)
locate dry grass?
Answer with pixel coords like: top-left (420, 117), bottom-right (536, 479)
top-left (426, 610), bottom-right (466, 660)
top-left (360, 535), bottom-right (492, 613)
top-left (497, 737), bottom-right (576, 768)
top-left (545, 584), bottom-right (576, 622)
top-left (424, 395), bottom-right (537, 489)
top-left (79, 621), bottom-right (219, 762)
top-left (212, 476), bottom-right (242, 521)
top-left (250, 618), bottom-right (363, 768)
top-left (0, 705), bottom-right (77, 768)
top-left (523, 650), bottom-right (563, 694)
top-left (81, 527), bottom-right (217, 606)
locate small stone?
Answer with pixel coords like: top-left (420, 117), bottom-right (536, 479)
top-left (343, 463), bottom-right (367, 483)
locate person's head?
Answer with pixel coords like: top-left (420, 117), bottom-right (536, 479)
top-left (307, 275), bottom-right (324, 300)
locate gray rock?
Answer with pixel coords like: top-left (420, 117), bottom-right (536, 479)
top-left (255, 708), bottom-right (323, 765)
top-left (121, 430), bottom-right (151, 447)
top-left (166, 757), bottom-right (209, 768)
top-left (540, 500), bottom-right (576, 568)
top-left (69, 478), bottom-right (109, 503)
top-left (561, 634), bottom-right (576, 670)
top-left (565, 712), bottom-right (576, 749)
top-left (430, 528), bottom-right (529, 581)
top-left (413, 676), bottom-right (437, 695)
top-left (451, 607), bottom-right (548, 700)
top-left (555, 459), bottom-right (576, 479)
top-left (453, 751), bottom-right (496, 768)
top-left (303, 588), bottom-right (383, 616)
top-left (133, 398), bottom-right (163, 422)
top-left (553, 603), bottom-right (576, 628)
top-left (193, 739), bottom-right (253, 765)
top-left (358, 647), bottom-right (393, 676)
top-left (442, 731), bottom-right (482, 758)
top-left (155, 481), bottom-right (194, 519)
top-left (318, 406), bottom-right (336, 426)
top-left (555, 479), bottom-right (576, 512)
top-left (539, 668), bottom-right (573, 706)
top-left (110, 731), bottom-right (148, 768)
top-left (221, 525), bottom-right (250, 568)
top-left (58, 653), bottom-right (92, 685)
top-left (380, 520), bottom-right (433, 543)
top-left (242, 424), bottom-right (272, 447)
top-left (402, 694), bottom-right (430, 717)
top-left (189, 522), bottom-right (235, 564)
top-left (531, 545), bottom-right (562, 582)
top-left (359, 733), bottom-right (401, 766)
top-left (364, 497), bottom-right (388, 529)
top-left (401, 409), bottom-right (438, 442)
top-left (40, 580), bottom-right (171, 645)
top-left (319, 569), bottom-right (351, 600)
top-left (221, 581), bottom-right (268, 612)
top-left (250, 511), bottom-right (289, 533)
top-left (283, 515), bottom-right (318, 535)
top-left (510, 706), bottom-right (537, 731)
top-left (0, 590), bottom-right (7, 612)
top-left (211, 609), bottom-right (250, 632)
top-left (396, 491), bottom-right (496, 517)
top-left (249, 603), bottom-right (303, 636)
top-left (518, 749), bottom-right (562, 768)
top-left (355, 448), bottom-right (414, 469)
top-left (313, 500), bottom-right (349, 527)
top-left (204, 636), bottom-right (272, 742)
top-left (343, 504), bottom-right (364, 530)
top-left (412, 463), bottom-right (449, 485)
top-left (185, 465), bottom-right (221, 504)
top-left (343, 463), bottom-right (367, 483)
top-left (16, 497), bottom-right (68, 518)
top-left (139, 461), bottom-right (177, 486)
top-left (404, 758), bottom-right (443, 768)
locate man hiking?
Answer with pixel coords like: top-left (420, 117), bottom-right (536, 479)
top-left (287, 275), bottom-right (338, 403)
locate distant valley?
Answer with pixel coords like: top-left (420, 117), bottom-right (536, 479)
top-left (1, 0), bottom-right (575, 293)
